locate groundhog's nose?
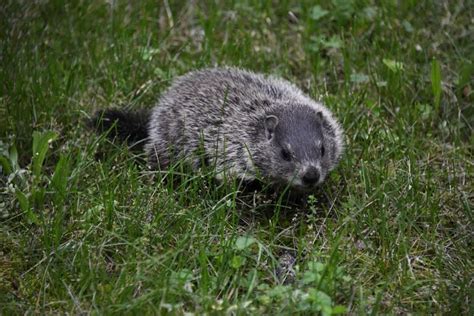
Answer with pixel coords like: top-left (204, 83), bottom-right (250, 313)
top-left (302, 167), bottom-right (320, 186)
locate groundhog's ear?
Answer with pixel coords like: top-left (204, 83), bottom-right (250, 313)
top-left (317, 111), bottom-right (336, 136)
top-left (265, 115), bottom-right (279, 140)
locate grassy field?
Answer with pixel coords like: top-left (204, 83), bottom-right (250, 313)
top-left (1, 0), bottom-right (473, 314)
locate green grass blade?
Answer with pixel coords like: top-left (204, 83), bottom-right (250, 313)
top-left (431, 59), bottom-right (442, 111)
top-left (32, 130), bottom-right (58, 178)
top-left (15, 189), bottom-right (39, 224)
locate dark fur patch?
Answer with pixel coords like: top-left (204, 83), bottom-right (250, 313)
top-left (89, 108), bottom-right (150, 148)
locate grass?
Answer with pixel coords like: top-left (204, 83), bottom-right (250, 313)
top-left (1, 0), bottom-right (473, 314)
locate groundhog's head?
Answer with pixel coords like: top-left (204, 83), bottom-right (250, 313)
top-left (253, 103), bottom-right (342, 191)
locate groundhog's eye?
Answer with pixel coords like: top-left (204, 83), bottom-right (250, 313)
top-left (281, 148), bottom-right (292, 161)
top-left (321, 145), bottom-right (325, 157)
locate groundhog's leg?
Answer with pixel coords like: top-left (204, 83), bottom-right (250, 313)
top-left (146, 144), bottom-right (171, 171)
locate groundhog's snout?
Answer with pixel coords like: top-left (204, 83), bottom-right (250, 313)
top-left (302, 166), bottom-right (320, 187)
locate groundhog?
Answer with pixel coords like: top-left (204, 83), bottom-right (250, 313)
top-left (91, 68), bottom-right (344, 192)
